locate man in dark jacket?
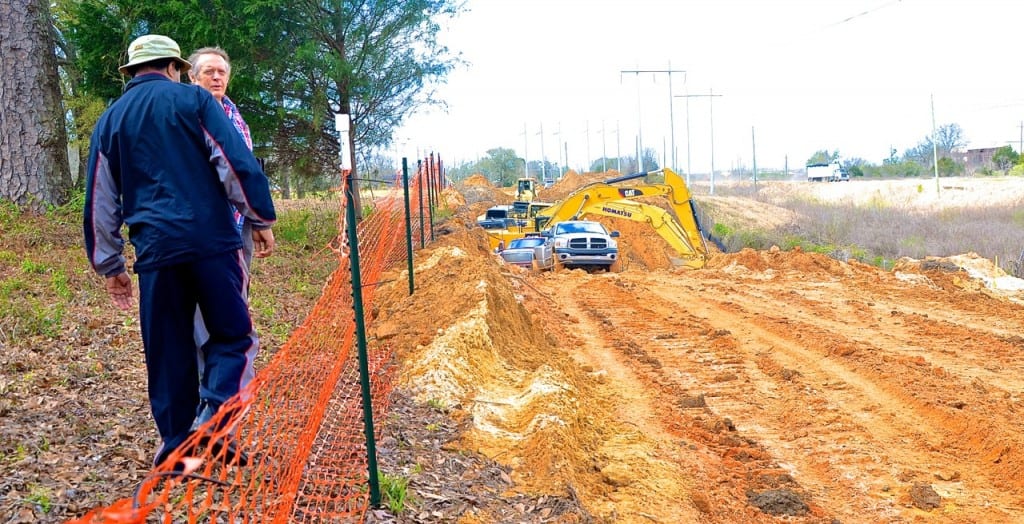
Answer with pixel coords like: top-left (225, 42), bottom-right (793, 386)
top-left (83, 34), bottom-right (276, 468)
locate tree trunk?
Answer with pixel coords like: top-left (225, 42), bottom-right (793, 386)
top-left (0, 0), bottom-right (72, 211)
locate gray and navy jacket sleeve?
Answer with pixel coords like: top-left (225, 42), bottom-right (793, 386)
top-left (83, 129), bottom-right (127, 278)
top-left (196, 91), bottom-right (275, 230)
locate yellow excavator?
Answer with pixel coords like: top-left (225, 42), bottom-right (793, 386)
top-left (571, 199), bottom-right (706, 269)
top-left (486, 167), bottom-right (711, 269)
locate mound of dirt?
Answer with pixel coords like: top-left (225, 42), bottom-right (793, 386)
top-left (600, 216), bottom-right (677, 271)
top-left (893, 252), bottom-right (1024, 304)
top-left (538, 170), bottom-right (613, 202)
top-left (456, 174), bottom-right (511, 207)
top-left (372, 183), bottom-right (1024, 522)
top-left (459, 186), bottom-right (511, 207)
top-left (462, 173), bottom-right (493, 187)
top-left (439, 185), bottom-right (466, 208)
top-left (704, 246), bottom-right (855, 278)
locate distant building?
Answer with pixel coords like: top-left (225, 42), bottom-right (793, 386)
top-left (962, 147), bottom-right (1000, 172)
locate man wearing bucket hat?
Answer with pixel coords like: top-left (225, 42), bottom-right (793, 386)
top-left (83, 34), bottom-right (276, 469)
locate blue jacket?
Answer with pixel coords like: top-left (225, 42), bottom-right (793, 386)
top-left (84, 73), bottom-right (276, 276)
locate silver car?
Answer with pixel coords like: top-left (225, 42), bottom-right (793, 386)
top-left (498, 236), bottom-right (554, 271)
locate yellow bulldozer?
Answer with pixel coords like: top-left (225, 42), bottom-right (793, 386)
top-left (514, 177), bottom-right (538, 202)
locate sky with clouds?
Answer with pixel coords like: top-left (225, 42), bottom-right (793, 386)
top-left (394, 0), bottom-right (1024, 174)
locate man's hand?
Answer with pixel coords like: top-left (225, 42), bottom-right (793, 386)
top-left (252, 228), bottom-right (275, 258)
top-left (105, 272), bottom-right (133, 311)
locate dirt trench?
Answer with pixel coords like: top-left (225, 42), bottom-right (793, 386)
top-left (371, 180), bottom-right (1024, 523)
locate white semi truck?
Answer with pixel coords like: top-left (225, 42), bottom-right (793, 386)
top-left (806, 161), bottom-right (849, 182)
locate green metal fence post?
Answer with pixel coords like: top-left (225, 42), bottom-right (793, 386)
top-left (428, 153), bottom-right (435, 242)
top-left (345, 182), bottom-right (380, 507)
top-left (417, 160), bottom-right (425, 249)
top-left (402, 158), bottom-right (414, 295)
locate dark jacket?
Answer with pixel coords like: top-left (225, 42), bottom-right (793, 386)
top-left (84, 73), bottom-right (276, 276)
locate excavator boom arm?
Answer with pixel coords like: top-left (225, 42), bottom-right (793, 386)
top-left (588, 200), bottom-right (706, 269)
top-left (533, 168), bottom-right (708, 267)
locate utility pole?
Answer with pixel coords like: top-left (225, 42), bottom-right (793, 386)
top-left (663, 136), bottom-right (667, 169)
top-left (635, 135), bottom-right (641, 172)
top-left (558, 122), bottom-right (565, 177)
top-left (751, 126), bottom-right (757, 191)
top-left (586, 120), bottom-right (591, 173)
top-left (538, 123), bottom-right (547, 181)
top-left (557, 123), bottom-right (565, 179)
top-left (601, 120), bottom-right (608, 172)
top-left (931, 94), bottom-right (939, 195)
top-left (621, 65), bottom-right (686, 172)
top-left (676, 89), bottom-right (723, 194)
top-left (685, 94), bottom-right (691, 185)
top-left (616, 120), bottom-right (621, 172)
top-left (521, 122), bottom-right (529, 180)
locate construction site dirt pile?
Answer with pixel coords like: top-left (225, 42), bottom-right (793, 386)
top-left (371, 183), bottom-right (1024, 522)
top-left (461, 173), bottom-right (493, 187)
top-left (456, 174), bottom-right (511, 208)
top-left (537, 170), bottom-right (615, 202)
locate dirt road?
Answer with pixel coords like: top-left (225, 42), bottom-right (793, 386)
top-left (379, 203), bottom-right (1024, 523)
top-left (535, 250), bottom-right (1024, 522)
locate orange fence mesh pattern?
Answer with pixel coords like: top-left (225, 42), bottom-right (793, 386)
top-left (70, 156), bottom-right (449, 523)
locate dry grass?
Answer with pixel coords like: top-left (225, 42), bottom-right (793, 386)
top-left (697, 177), bottom-right (1024, 271)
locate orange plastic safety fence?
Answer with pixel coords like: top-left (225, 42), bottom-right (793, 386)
top-left (69, 158), bottom-right (448, 523)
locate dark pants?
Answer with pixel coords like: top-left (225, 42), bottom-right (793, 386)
top-left (138, 249), bottom-right (254, 453)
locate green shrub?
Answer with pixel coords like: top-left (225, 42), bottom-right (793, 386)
top-left (711, 223), bottom-right (733, 238)
top-left (275, 207), bottom-right (338, 252)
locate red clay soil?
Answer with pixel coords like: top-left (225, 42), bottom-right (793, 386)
top-left (370, 177), bottom-right (1024, 523)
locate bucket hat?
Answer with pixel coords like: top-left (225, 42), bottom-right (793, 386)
top-left (119, 34), bottom-right (192, 75)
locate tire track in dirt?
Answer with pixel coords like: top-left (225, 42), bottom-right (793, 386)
top-left (532, 261), bottom-right (1024, 522)
top-left (689, 268), bottom-right (1024, 406)
top-left (536, 272), bottom-right (835, 523)
top-left (673, 265), bottom-right (1024, 498)
top-left (731, 266), bottom-right (1024, 395)
top-left (622, 265), bottom-right (1024, 523)
top-left (542, 282), bottom-right (705, 523)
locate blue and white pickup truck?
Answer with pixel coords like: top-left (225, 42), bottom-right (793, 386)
top-left (547, 220), bottom-right (619, 272)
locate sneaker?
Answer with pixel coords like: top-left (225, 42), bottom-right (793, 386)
top-left (152, 439), bottom-right (192, 472)
top-left (190, 400), bottom-right (249, 466)
top-left (202, 435), bottom-right (250, 467)
top-left (190, 400), bottom-right (218, 433)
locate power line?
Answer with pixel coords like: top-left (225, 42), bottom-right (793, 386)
top-left (825, 0), bottom-right (903, 28)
